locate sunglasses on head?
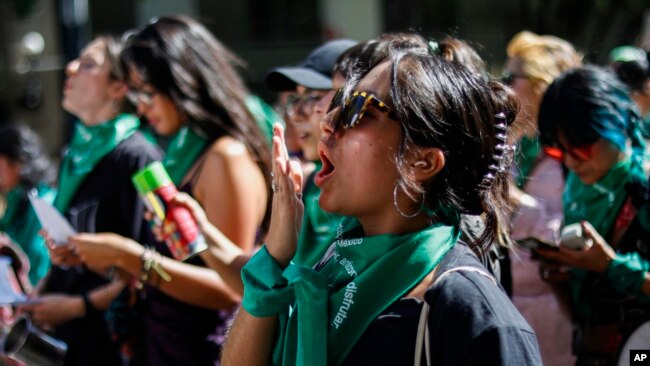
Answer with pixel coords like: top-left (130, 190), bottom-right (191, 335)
top-left (543, 143), bottom-right (594, 162)
top-left (126, 89), bottom-right (157, 106)
top-left (327, 88), bottom-right (398, 129)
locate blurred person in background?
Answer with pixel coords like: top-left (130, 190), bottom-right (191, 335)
top-left (503, 30), bottom-right (582, 366)
top-left (537, 65), bottom-right (650, 366)
top-left (69, 15), bottom-right (272, 365)
top-left (20, 35), bottom-right (161, 366)
top-left (609, 45), bottom-right (650, 139)
top-left (265, 39), bottom-right (356, 267)
top-left (0, 123), bottom-right (55, 286)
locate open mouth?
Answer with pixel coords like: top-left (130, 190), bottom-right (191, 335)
top-left (314, 147), bottom-right (335, 187)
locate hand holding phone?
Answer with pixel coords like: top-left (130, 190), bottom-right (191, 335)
top-left (560, 223), bottom-right (594, 250)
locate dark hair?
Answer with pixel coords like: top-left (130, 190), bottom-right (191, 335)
top-left (539, 65), bottom-right (646, 189)
top-left (0, 123), bottom-right (53, 189)
top-left (338, 34), bottom-right (518, 250)
top-left (94, 35), bottom-right (133, 113)
top-left (333, 33), bottom-right (486, 82)
top-left (611, 56), bottom-right (650, 94)
top-left (121, 16), bottom-right (272, 232)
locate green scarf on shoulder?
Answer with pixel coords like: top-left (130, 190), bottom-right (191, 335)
top-left (162, 126), bottom-right (209, 186)
top-left (242, 219), bottom-right (459, 365)
top-left (563, 158), bottom-right (633, 235)
top-left (55, 114), bottom-right (139, 212)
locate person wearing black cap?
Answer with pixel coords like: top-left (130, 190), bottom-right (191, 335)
top-left (266, 39), bottom-right (356, 267)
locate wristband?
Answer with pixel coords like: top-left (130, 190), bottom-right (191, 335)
top-left (82, 292), bottom-right (99, 317)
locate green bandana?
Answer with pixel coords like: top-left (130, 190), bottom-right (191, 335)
top-left (515, 136), bottom-right (541, 188)
top-left (162, 126), bottom-right (209, 186)
top-left (242, 219), bottom-right (459, 366)
top-left (293, 162), bottom-right (343, 267)
top-left (55, 114), bottom-right (139, 212)
top-left (563, 158), bottom-right (632, 235)
top-left (246, 95), bottom-right (282, 145)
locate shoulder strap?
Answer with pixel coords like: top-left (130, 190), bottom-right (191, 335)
top-left (414, 264), bottom-right (498, 366)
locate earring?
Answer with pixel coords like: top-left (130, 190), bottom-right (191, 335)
top-left (393, 184), bottom-right (424, 218)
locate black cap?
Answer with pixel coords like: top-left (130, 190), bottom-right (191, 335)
top-left (266, 39), bottom-right (357, 91)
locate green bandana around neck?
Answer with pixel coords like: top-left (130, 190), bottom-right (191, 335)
top-left (55, 114), bottom-right (139, 212)
top-left (563, 158), bottom-right (633, 235)
top-left (515, 136), bottom-right (542, 188)
top-left (242, 219), bottom-right (459, 366)
top-left (162, 126), bottom-right (209, 186)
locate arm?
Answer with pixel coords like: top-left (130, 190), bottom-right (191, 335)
top-left (70, 233), bottom-right (240, 310)
top-left (169, 192), bottom-right (249, 295)
top-left (536, 221), bottom-right (650, 298)
top-left (222, 124), bottom-right (304, 365)
top-left (19, 280), bottom-right (124, 328)
top-left (194, 137), bottom-right (268, 253)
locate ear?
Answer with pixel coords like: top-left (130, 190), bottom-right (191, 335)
top-left (107, 80), bottom-right (128, 101)
top-left (407, 147), bottom-right (445, 182)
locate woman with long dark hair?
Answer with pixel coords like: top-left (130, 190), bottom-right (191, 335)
top-left (222, 33), bottom-right (541, 365)
top-left (70, 16), bottom-right (272, 365)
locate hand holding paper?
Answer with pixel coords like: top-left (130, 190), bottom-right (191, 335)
top-left (28, 196), bottom-right (77, 245)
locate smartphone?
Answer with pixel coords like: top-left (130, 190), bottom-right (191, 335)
top-left (560, 223), bottom-right (593, 250)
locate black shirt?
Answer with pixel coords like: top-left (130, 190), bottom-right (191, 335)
top-left (45, 132), bottom-right (161, 366)
top-left (342, 244), bottom-right (542, 366)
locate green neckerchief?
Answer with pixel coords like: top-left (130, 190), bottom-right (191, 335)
top-left (293, 162), bottom-right (343, 267)
top-left (1, 184), bottom-right (56, 284)
top-left (246, 94), bottom-right (281, 145)
top-left (515, 136), bottom-right (541, 188)
top-left (563, 158), bottom-right (632, 236)
top-left (563, 157), bottom-right (639, 319)
top-left (55, 114), bottom-right (139, 212)
top-left (162, 126), bottom-right (209, 186)
top-left (242, 219), bottom-right (459, 366)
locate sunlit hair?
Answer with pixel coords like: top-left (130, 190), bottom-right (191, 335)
top-left (121, 15), bottom-right (272, 232)
top-left (507, 31), bottom-right (583, 92)
top-left (337, 33), bottom-right (519, 250)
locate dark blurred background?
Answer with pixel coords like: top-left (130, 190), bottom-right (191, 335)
top-left (1, 0), bottom-right (648, 155)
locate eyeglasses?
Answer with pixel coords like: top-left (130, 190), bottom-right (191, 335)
top-left (328, 88), bottom-right (398, 129)
top-left (126, 89), bottom-right (157, 106)
top-left (283, 90), bottom-right (328, 118)
top-left (501, 71), bottom-right (528, 86)
top-left (543, 143), bottom-right (594, 162)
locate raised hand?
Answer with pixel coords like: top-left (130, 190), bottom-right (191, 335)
top-left (265, 123), bottom-right (305, 268)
